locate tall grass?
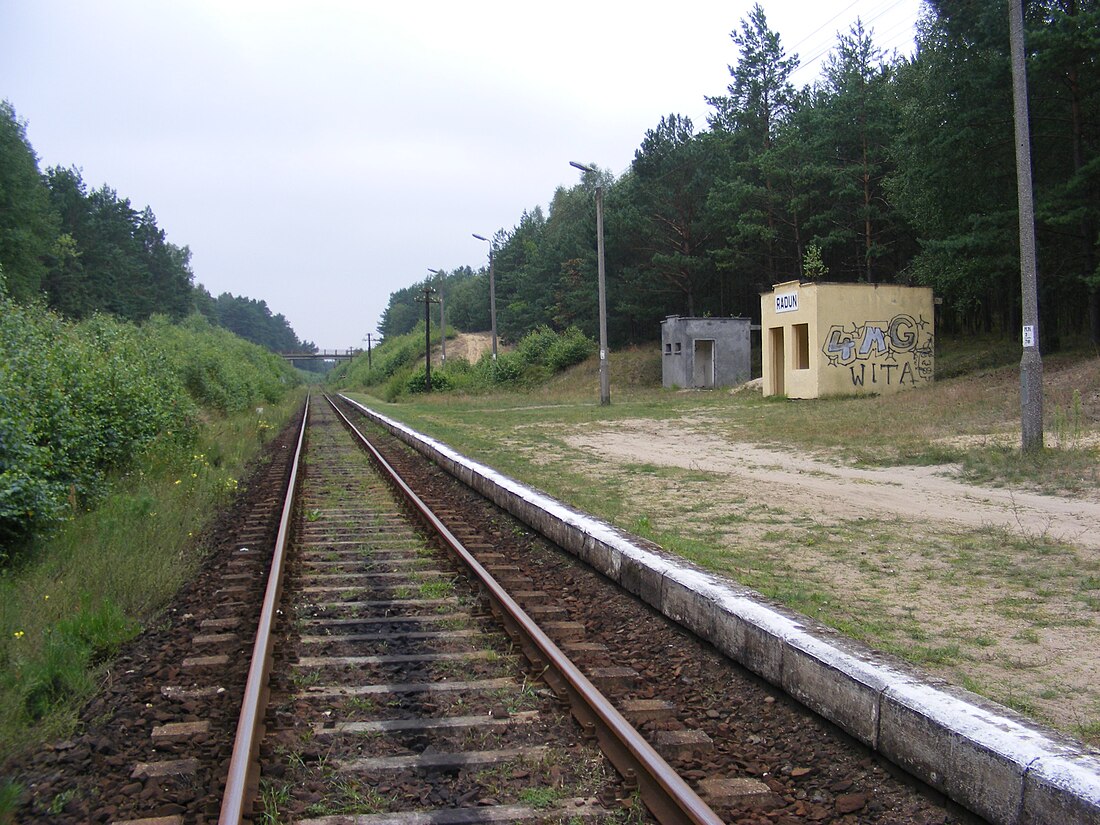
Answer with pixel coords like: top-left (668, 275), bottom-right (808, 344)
top-left (0, 388), bottom-right (304, 762)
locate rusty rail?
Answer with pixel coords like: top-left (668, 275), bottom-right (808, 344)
top-left (326, 394), bottom-right (724, 825)
top-left (219, 394), bottom-right (310, 825)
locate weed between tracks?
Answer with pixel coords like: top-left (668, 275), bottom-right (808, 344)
top-left (261, 743), bottom-right (392, 824)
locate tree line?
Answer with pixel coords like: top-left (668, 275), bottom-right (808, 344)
top-left (381, 1), bottom-right (1099, 351)
top-left (0, 101), bottom-right (315, 354)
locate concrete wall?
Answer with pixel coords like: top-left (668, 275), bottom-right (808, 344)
top-left (661, 316), bottom-right (751, 390)
top-left (341, 394), bottom-right (1100, 825)
top-left (761, 281), bottom-right (935, 399)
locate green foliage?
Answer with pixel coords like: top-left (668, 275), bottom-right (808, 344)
top-left (515, 324), bottom-right (560, 365)
top-left (512, 324), bottom-right (593, 371)
top-left (405, 367), bottom-right (454, 394)
top-left (0, 101), bottom-right (58, 302)
top-left (331, 325), bottom-right (425, 390)
top-left (198, 288), bottom-right (315, 353)
top-left (145, 314), bottom-right (298, 412)
top-left (0, 299), bottom-right (190, 553)
top-left (41, 167), bottom-right (195, 322)
top-left (340, 325), bottom-right (595, 400)
top-left (14, 596), bottom-right (137, 722)
top-left (0, 297), bottom-right (299, 560)
top-left (802, 243), bottom-right (828, 280)
top-left (0, 778), bottom-right (20, 821)
top-left (481, 351), bottom-right (525, 385)
top-left (0, 391), bottom-right (304, 762)
top-left (545, 326), bottom-right (596, 371)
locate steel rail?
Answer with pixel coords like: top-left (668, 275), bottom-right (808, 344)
top-left (219, 394), bottom-right (311, 825)
top-left (326, 394), bottom-right (724, 825)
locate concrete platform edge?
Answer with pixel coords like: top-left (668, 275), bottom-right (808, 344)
top-left (342, 396), bottom-right (1100, 825)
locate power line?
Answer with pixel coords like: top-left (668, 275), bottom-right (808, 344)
top-left (790, 0), bottom-right (920, 84)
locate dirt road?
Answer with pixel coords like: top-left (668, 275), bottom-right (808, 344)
top-left (567, 418), bottom-right (1100, 552)
top-left (558, 416), bottom-right (1100, 736)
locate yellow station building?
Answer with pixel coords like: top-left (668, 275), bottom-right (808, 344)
top-left (760, 280), bottom-right (935, 399)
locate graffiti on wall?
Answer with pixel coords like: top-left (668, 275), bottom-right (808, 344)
top-left (821, 314), bottom-right (934, 388)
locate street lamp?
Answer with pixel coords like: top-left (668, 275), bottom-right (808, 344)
top-left (472, 234), bottom-right (498, 359)
top-left (427, 268), bottom-right (446, 364)
top-left (570, 161), bottom-right (610, 406)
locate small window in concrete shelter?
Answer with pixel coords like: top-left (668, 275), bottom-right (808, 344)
top-left (793, 323), bottom-right (809, 370)
top-left (674, 342), bottom-right (682, 354)
top-left (665, 343), bottom-right (672, 355)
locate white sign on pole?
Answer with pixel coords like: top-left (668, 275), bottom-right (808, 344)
top-left (1022, 325), bottom-right (1035, 348)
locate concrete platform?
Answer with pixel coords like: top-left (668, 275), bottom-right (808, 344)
top-left (342, 396), bottom-right (1100, 825)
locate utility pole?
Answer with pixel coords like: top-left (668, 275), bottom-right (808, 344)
top-left (570, 161), bottom-right (611, 406)
top-left (1009, 0), bottom-right (1043, 451)
top-left (428, 268), bottom-right (446, 364)
top-left (472, 234), bottom-right (498, 359)
top-left (416, 285), bottom-right (439, 392)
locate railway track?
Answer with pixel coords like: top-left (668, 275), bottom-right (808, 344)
top-left (8, 393), bottom-right (971, 824)
top-left (221, 394), bottom-right (728, 824)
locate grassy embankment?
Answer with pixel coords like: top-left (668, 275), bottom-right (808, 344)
top-left (0, 301), bottom-right (305, 783)
top-left (337, 334), bottom-right (1100, 741)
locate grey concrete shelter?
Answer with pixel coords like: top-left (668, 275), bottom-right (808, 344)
top-left (661, 315), bottom-right (752, 390)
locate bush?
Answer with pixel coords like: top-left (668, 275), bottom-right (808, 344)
top-left (546, 326), bottom-right (595, 371)
top-left (484, 351), bottom-right (525, 385)
top-left (516, 325), bottom-right (560, 365)
top-left (144, 315), bottom-right (297, 412)
top-left (0, 301), bottom-right (299, 561)
top-left (405, 367), bottom-right (454, 394)
top-left (0, 302), bottom-right (195, 554)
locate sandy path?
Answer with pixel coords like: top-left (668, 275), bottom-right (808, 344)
top-left (560, 417), bottom-right (1100, 732)
top-left (566, 419), bottom-right (1100, 551)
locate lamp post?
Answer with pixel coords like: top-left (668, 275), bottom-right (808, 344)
top-left (570, 160), bottom-right (610, 406)
top-left (472, 233), bottom-right (498, 359)
top-left (428, 268), bottom-right (446, 364)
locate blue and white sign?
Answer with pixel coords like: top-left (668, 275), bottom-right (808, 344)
top-left (775, 292), bottom-right (799, 314)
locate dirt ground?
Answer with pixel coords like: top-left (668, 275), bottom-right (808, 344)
top-left (559, 414), bottom-right (1100, 740)
top-left (567, 419), bottom-right (1100, 550)
top-left (434, 330), bottom-right (496, 366)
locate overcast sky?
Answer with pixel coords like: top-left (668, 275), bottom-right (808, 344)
top-left (2, 0), bottom-right (924, 350)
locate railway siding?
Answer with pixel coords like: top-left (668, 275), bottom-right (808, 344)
top-left (341, 395), bottom-right (1100, 825)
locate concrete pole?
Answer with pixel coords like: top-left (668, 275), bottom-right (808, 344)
top-left (472, 234), bottom-right (498, 359)
top-left (595, 184), bottom-right (610, 406)
top-left (1009, 0), bottom-right (1043, 451)
top-left (428, 268), bottom-right (446, 364)
top-left (422, 286), bottom-right (433, 392)
top-left (489, 247), bottom-right (497, 360)
top-left (570, 161), bottom-right (611, 406)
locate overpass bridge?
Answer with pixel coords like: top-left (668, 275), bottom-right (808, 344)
top-left (278, 349), bottom-right (362, 363)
